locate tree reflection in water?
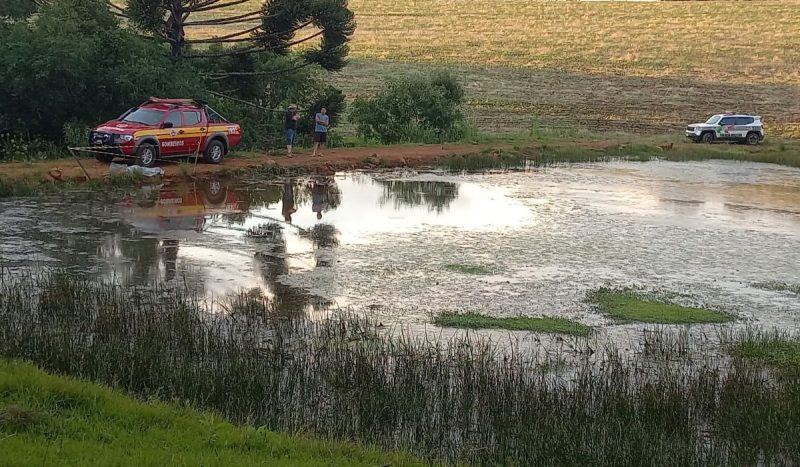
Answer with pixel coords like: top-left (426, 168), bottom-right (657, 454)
top-left (377, 180), bottom-right (459, 213)
top-left (249, 220), bottom-right (338, 317)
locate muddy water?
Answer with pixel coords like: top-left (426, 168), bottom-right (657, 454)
top-left (1, 160), bottom-right (799, 333)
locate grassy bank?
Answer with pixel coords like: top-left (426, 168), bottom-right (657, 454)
top-left (0, 172), bottom-right (148, 199)
top-left (588, 287), bottom-right (733, 324)
top-left (1, 272), bottom-right (798, 464)
top-left (2, 134), bottom-right (798, 200)
top-left (0, 360), bottom-right (418, 466)
top-left (439, 135), bottom-right (800, 171)
top-left (433, 312), bottom-right (591, 336)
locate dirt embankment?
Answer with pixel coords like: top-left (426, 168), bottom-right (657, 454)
top-left (0, 143), bottom-right (495, 184)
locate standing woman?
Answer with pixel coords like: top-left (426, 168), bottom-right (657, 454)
top-left (284, 104), bottom-right (299, 157)
top-left (312, 107), bottom-right (329, 157)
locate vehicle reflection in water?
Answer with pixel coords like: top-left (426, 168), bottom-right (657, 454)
top-left (1, 171), bottom-right (530, 315)
top-left (99, 179), bottom-right (245, 286)
top-left (118, 179), bottom-right (242, 234)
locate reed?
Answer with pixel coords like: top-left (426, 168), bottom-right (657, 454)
top-left (0, 271), bottom-right (797, 465)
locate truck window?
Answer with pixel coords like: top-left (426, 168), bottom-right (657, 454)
top-left (165, 112), bottom-right (182, 127)
top-left (719, 117), bottom-right (736, 125)
top-left (736, 117), bottom-right (754, 125)
top-left (123, 108), bottom-right (164, 125)
top-left (182, 111), bottom-right (201, 126)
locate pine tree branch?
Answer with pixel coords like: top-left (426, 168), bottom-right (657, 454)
top-left (105, 0), bottom-right (128, 16)
top-left (207, 91), bottom-right (277, 112)
top-left (186, 0), bottom-right (224, 11)
top-left (204, 62), bottom-right (312, 79)
top-left (186, 25), bottom-right (260, 44)
top-left (186, 0), bottom-right (250, 13)
top-left (183, 10), bottom-right (263, 26)
top-left (186, 30), bottom-right (323, 58)
top-left (255, 19), bottom-right (314, 40)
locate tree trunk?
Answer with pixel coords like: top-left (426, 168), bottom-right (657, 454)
top-left (168, 1), bottom-right (185, 59)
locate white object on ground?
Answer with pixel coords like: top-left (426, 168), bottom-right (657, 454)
top-left (109, 162), bottom-right (164, 177)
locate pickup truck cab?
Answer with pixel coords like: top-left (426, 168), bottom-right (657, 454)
top-left (90, 97), bottom-right (242, 167)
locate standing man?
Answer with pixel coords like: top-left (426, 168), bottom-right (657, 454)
top-left (310, 177), bottom-right (328, 220)
top-left (284, 104), bottom-right (299, 157)
top-left (281, 180), bottom-right (297, 223)
top-left (312, 107), bottom-right (329, 157)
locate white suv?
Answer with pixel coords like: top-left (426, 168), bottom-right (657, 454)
top-left (686, 114), bottom-right (764, 145)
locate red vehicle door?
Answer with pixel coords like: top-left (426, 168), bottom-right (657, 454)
top-left (159, 111), bottom-right (185, 156)
top-left (180, 109), bottom-right (206, 156)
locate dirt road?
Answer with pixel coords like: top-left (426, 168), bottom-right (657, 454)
top-left (0, 143), bottom-right (492, 184)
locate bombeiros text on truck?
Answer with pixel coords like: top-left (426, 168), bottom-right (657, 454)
top-left (89, 97), bottom-right (242, 167)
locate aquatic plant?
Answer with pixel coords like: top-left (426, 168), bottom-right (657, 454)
top-left (444, 263), bottom-right (493, 275)
top-left (752, 281), bottom-right (800, 296)
top-left (587, 287), bottom-right (734, 324)
top-left (0, 272), bottom-right (797, 465)
top-left (433, 312), bottom-right (591, 336)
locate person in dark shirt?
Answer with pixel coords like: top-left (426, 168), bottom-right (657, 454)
top-left (281, 181), bottom-right (297, 222)
top-left (284, 104), bottom-right (299, 157)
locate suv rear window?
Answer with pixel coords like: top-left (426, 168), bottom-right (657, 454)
top-left (182, 111), bottom-right (201, 126)
top-left (735, 117), bottom-right (754, 125)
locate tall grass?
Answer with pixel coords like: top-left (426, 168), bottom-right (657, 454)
top-left (0, 271), bottom-right (798, 465)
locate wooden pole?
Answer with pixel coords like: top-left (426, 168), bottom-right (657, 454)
top-left (68, 148), bottom-right (92, 181)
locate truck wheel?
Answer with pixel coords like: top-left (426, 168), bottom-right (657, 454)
top-left (95, 154), bottom-right (115, 163)
top-left (203, 179), bottom-right (227, 205)
top-left (136, 143), bottom-right (158, 168)
top-left (745, 132), bottom-right (760, 145)
top-left (204, 140), bottom-right (225, 164)
top-left (701, 132), bottom-right (715, 144)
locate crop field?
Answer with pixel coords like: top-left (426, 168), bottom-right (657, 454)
top-left (192, 0), bottom-right (800, 135)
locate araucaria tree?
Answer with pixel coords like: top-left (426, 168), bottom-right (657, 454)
top-left (120, 0), bottom-right (354, 67)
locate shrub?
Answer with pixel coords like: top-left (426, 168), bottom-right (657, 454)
top-left (0, 0), bottom-right (204, 142)
top-left (350, 72), bottom-right (467, 144)
top-left (0, 0), bottom-right (347, 155)
top-left (63, 121), bottom-right (92, 149)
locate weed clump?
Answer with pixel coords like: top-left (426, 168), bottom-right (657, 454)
top-left (0, 273), bottom-right (796, 465)
top-left (753, 281), bottom-right (800, 296)
top-left (434, 312), bottom-right (591, 336)
top-left (587, 287), bottom-right (733, 324)
top-left (444, 263), bottom-right (493, 275)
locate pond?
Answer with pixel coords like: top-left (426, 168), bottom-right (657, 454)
top-left (1, 160), bottom-right (799, 333)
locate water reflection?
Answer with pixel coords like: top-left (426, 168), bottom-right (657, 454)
top-left (8, 162), bottom-right (798, 332)
top-left (378, 179), bottom-right (459, 213)
top-left (0, 173), bottom-right (528, 298)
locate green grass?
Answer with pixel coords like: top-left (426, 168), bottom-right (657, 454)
top-left (444, 263), bottom-right (493, 275)
top-left (433, 312), bottom-right (591, 336)
top-left (435, 137), bottom-right (800, 172)
top-left (0, 173), bottom-right (139, 199)
top-left (731, 333), bottom-right (800, 377)
top-left (588, 287), bottom-right (733, 324)
top-left (0, 360), bottom-right (419, 466)
top-left (1, 272), bottom-right (799, 465)
top-left (752, 281), bottom-right (800, 296)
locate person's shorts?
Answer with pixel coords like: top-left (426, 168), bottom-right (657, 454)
top-left (314, 132), bottom-right (327, 143)
top-left (285, 128), bottom-right (296, 145)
